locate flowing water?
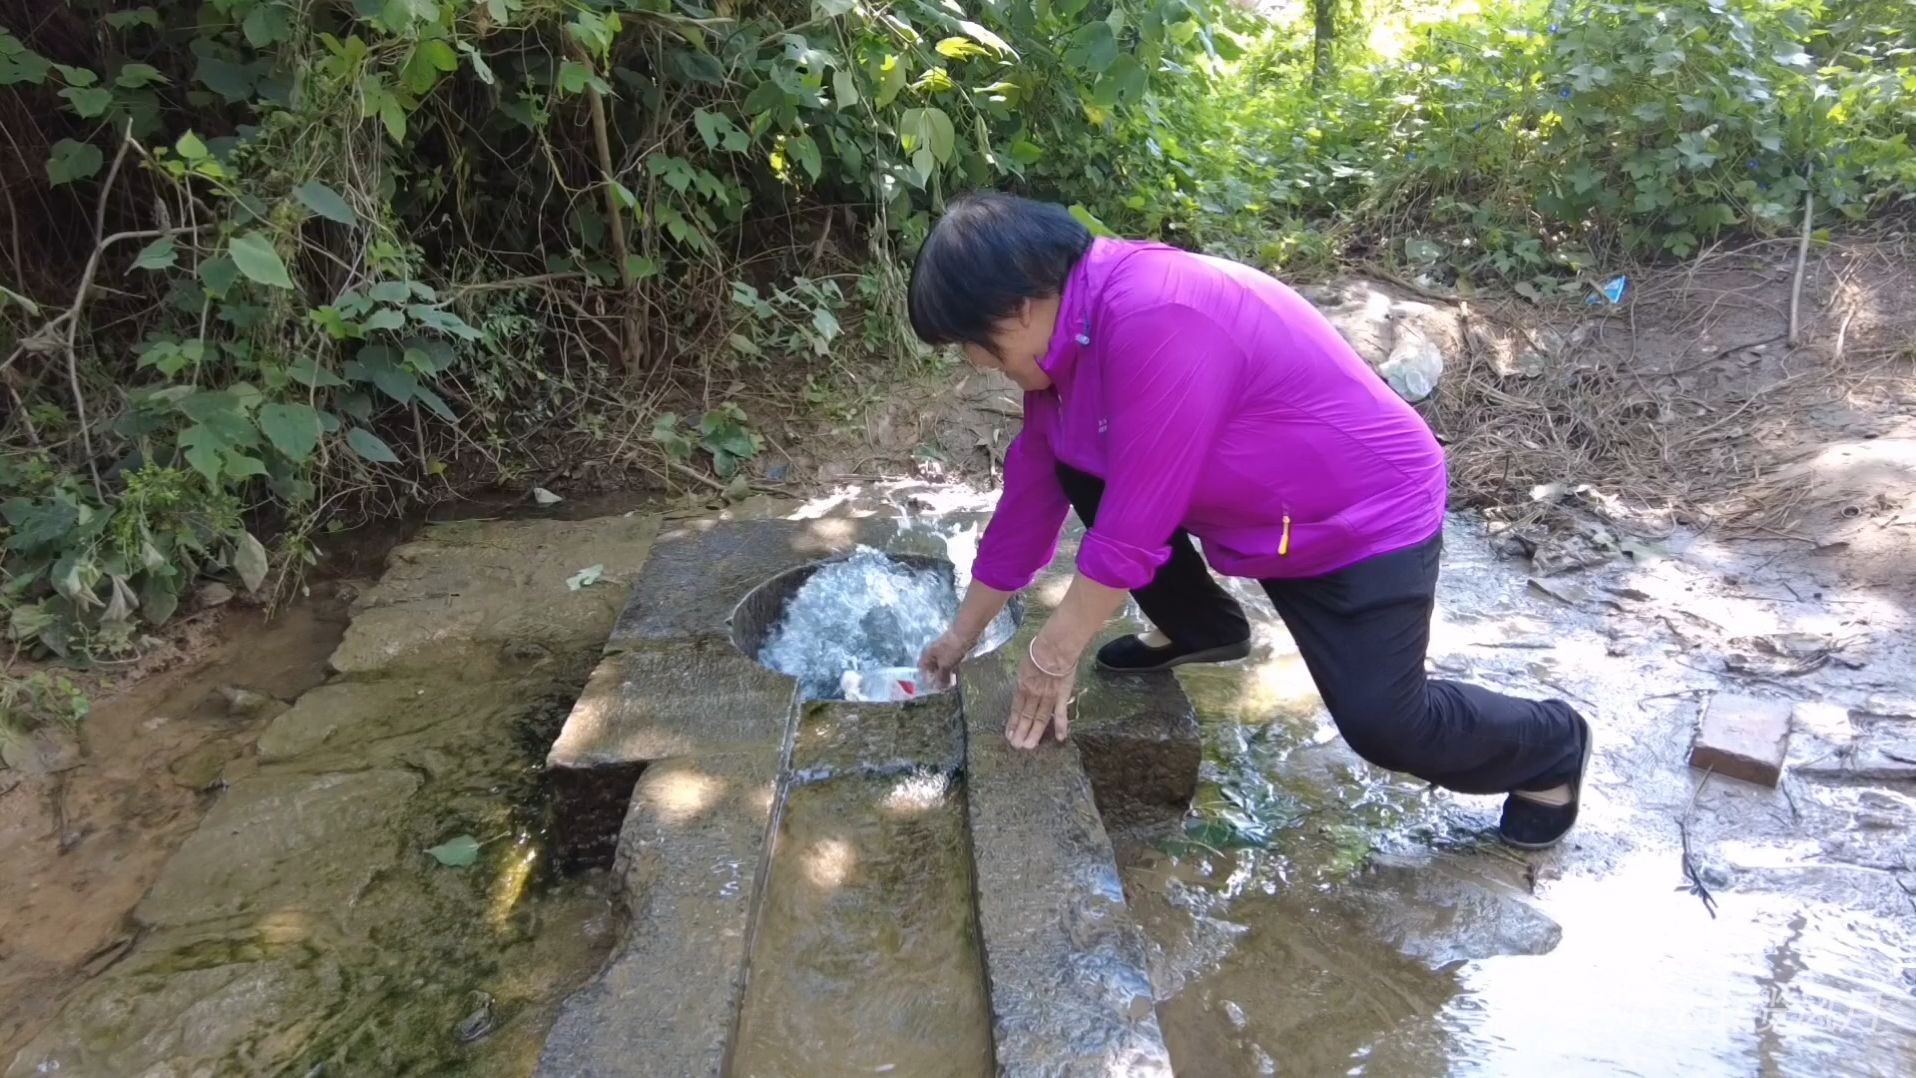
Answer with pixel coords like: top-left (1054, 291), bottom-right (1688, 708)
top-left (1115, 518), bottom-right (1916, 1075)
top-left (757, 548), bottom-right (960, 700)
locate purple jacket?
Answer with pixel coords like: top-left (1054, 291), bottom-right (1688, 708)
top-left (971, 238), bottom-right (1448, 593)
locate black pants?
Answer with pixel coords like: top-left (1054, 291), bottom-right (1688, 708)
top-left (1057, 464), bottom-right (1583, 795)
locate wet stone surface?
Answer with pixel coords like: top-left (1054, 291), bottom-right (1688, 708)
top-left (537, 752), bottom-right (779, 1078)
top-left (732, 772), bottom-right (993, 1078)
top-left (9, 515), bottom-right (643, 1078)
top-left (961, 633), bottom-right (1174, 1077)
top-left (790, 694), bottom-right (964, 782)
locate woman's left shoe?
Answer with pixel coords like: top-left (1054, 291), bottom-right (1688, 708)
top-left (1498, 713), bottom-right (1594, 850)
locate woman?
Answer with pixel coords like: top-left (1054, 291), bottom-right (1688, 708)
top-left (910, 193), bottom-right (1592, 849)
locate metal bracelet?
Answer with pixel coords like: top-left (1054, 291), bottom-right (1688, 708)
top-left (1027, 638), bottom-right (1071, 679)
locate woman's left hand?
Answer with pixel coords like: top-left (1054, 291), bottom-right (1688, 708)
top-left (1008, 638), bottom-right (1079, 749)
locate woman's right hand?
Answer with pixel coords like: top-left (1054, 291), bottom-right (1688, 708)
top-left (918, 628), bottom-right (977, 690)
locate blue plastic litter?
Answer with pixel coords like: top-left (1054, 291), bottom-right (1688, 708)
top-left (1587, 275), bottom-right (1628, 305)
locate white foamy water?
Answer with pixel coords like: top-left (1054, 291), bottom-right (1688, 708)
top-left (758, 548), bottom-right (958, 700)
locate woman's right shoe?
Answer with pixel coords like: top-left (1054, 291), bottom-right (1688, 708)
top-left (1094, 634), bottom-right (1252, 673)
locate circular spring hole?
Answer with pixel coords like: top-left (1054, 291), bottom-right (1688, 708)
top-left (731, 552), bottom-right (1022, 701)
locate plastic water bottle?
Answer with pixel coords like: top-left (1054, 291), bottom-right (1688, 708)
top-left (838, 667), bottom-right (931, 702)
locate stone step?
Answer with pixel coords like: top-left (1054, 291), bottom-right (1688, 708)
top-left (539, 515), bottom-right (1186, 1076)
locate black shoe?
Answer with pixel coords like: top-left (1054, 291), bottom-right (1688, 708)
top-left (1499, 713), bottom-right (1594, 850)
top-left (1094, 634), bottom-right (1251, 673)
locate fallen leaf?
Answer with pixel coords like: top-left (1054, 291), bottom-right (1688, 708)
top-left (426, 834), bottom-right (481, 868)
top-left (566, 564), bottom-right (605, 590)
top-left (531, 487), bottom-right (563, 506)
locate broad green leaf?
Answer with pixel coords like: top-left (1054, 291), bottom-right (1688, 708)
top-left (229, 232), bottom-right (294, 289)
top-left (832, 68), bottom-right (858, 110)
top-left (196, 55), bottom-right (255, 102)
top-left (362, 308), bottom-right (406, 333)
top-left (232, 532), bottom-right (269, 593)
top-left (958, 20), bottom-right (1014, 57)
top-left (927, 107), bottom-right (958, 164)
top-left (413, 384), bottom-right (456, 422)
top-left (624, 254), bottom-right (659, 280)
top-left (558, 59), bottom-right (593, 96)
top-left (936, 37), bottom-right (989, 61)
top-left (199, 255), bottom-right (239, 296)
top-left (133, 237), bottom-right (177, 271)
top-left (814, 0), bottom-right (855, 15)
top-left (115, 63), bottom-right (166, 88)
top-left (54, 64), bottom-right (97, 87)
top-left (426, 834), bottom-right (481, 868)
top-left (46, 139), bottom-right (102, 185)
top-left (258, 402), bottom-right (322, 461)
top-left (787, 133), bottom-right (822, 181)
top-left (875, 55), bottom-right (906, 107)
top-left (59, 85), bottom-right (112, 117)
top-left (369, 281), bottom-right (411, 303)
top-left (242, 2), bottom-right (293, 46)
top-left (347, 427), bottom-right (401, 464)
top-left (104, 7), bottom-right (160, 29)
top-left (287, 358), bottom-right (345, 388)
top-left (139, 574), bottom-right (179, 626)
top-left (175, 131), bottom-right (208, 160)
top-left (294, 181), bottom-right (357, 226)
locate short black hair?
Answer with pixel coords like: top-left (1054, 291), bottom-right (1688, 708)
top-left (907, 192), bottom-right (1094, 349)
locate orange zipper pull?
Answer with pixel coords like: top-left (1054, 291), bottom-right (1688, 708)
top-left (1279, 514), bottom-right (1292, 556)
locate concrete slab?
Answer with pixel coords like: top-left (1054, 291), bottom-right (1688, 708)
top-left (959, 641), bottom-right (1173, 1077)
top-left (1691, 694), bottom-right (1793, 787)
top-left (790, 694), bottom-right (965, 782)
top-left (732, 773), bottom-right (993, 1077)
top-left (548, 642), bottom-right (797, 769)
top-left (545, 641), bottom-right (794, 868)
top-left (537, 752), bottom-right (780, 1078)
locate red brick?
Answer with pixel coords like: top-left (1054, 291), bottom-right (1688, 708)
top-left (1690, 694), bottom-right (1792, 787)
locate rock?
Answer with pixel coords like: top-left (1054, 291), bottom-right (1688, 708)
top-left (1376, 330), bottom-right (1445, 403)
top-left (136, 768), bottom-right (421, 927)
top-left (168, 744), bottom-right (228, 790)
top-left (0, 726), bottom-right (81, 775)
top-left (4, 956), bottom-right (341, 1078)
top-left (198, 582), bottom-right (235, 608)
top-left (1690, 694), bottom-right (1792, 787)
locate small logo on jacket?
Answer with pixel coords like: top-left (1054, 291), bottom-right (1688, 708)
top-left (1097, 418), bottom-right (1109, 435)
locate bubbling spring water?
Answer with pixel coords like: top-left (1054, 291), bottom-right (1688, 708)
top-left (758, 548), bottom-right (959, 700)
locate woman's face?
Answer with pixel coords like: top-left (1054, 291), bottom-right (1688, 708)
top-left (961, 295), bottom-right (1058, 392)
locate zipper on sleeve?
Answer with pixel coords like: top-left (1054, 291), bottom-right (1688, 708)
top-left (1279, 513), bottom-right (1292, 557)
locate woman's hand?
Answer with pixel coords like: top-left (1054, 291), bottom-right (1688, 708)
top-left (918, 628), bottom-right (978, 690)
top-left (1008, 638), bottom-right (1080, 749)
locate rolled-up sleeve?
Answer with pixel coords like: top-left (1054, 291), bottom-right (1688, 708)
top-left (1077, 304), bottom-right (1240, 590)
top-left (971, 396), bottom-right (1070, 592)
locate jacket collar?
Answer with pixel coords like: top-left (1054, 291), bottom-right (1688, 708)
top-left (1037, 237), bottom-right (1137, 388)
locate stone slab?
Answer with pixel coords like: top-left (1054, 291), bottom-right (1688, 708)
top-left (136, 769), bottom-right (421, 927)
top-left (1072, 668), bottom-right (1202, 834)
top-left (1691, 694), bottom-right (1793, 787)
top-left (790, 694), bottom-right (965, 782)
top-left (537, 752), bottom-right (780, 1078)
top-left (606, 513), bottom-right (992, 649)
top-left (958, 644), bottom-right (1173, 1077)
top-left (607, 517), bottom-right (862, 647)
top-left (331, 514), bottom-right (656, 674)
top-left (731, 773), bottom-right (993, 1077)
top-left (547, 641), bottom-right (797, 769)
